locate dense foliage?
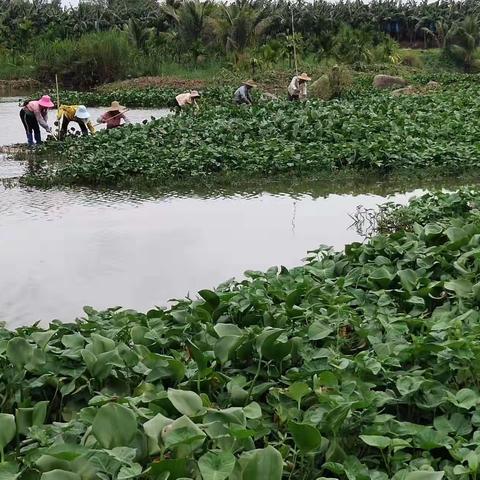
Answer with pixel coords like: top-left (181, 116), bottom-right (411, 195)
top-left (2, 189), bottom-right (480, 479)
top-left (377, 187), bottom-right (480, 233)
top-left (32, 76), bottom-right (480, 186)
top-left (2, 0), bottom-right (480, 85)
top-left (56, 87), bottom-right (233, 109)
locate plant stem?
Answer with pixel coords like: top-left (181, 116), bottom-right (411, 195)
top-left (245, 356), bottom-right (263, 405)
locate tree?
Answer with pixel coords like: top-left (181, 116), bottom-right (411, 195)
top-left (446, 15), bottom-right (480, 72)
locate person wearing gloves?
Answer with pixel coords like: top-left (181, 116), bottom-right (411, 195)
top-left (234, 80), bottom-right (256, 106)
top-left (57, 105), bottom-right (95, 139)
top-left (175, 90), bottom-right (201, 111)
top-left (97, 101), bottom-right (130, 129)
top-left (19, 95), bottom-right (54, 145)
top-left (287, 72), bottom-right (312, 101)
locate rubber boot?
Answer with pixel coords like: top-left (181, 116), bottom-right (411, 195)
top-left (26, 132), bottom-right (34, 146)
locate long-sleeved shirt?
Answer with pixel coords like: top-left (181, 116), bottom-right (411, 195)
top-left (176, 93), bottom-right (199, 108)
top-left (234, 85), bottom-right (252, 104)
top-left (288, 76), bottom-right (308, 99)
top-left (57, 105), bottom-right (95, 134)
top-left (24, 101), bottom-right (49, 130)
top-left (97, 111), bottom-right (130, 129)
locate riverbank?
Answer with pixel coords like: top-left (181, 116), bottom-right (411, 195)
top-left (23, 75), bottom-right (480, 188)
top-left (0, 187), bottom-right (479, 479)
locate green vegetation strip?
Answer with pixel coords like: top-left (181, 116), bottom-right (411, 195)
top-left (33, 77), bottom-right (480, 187)
top-left (2, 188), bottom-right (480, 479)
top-left (56, 87), bottom-right (232, 109)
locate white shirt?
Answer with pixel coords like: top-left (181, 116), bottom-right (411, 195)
top-left (176, 93), bottom-right (198, 108)
top-left (288, 76), bottom-right (308, 99)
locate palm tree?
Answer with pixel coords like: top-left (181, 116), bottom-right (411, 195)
top-left (162, 0), bottom-right (214, 62)
top-left (126, 17), bottom-right (152, 53)
top-left (446, 15), bottom-right (479, 72)
top-left (218, 0), bottom-right (275, 56)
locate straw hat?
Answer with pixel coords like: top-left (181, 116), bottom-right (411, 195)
top-left (190, 90), bottom-right (201, 98)
top-left (75, 105), bottom-right (90, 120)
top-left (243, 80), bottom-right (257, 88)
top-left (38, 95), bottom-right (54, 108)
top-left (107, 100), bottom-right (126, 112)
top-left (298, 73), bottom-right (312, 82)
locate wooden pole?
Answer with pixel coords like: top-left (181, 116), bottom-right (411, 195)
top-left (55, 74), bottom-right (61, 137)
top-left (291, 4), bottom-right (298, 75)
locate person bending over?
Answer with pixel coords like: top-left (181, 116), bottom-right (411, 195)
top-left (57, 105), bottom-right (95, 139)
top-left (20, 95), bottom-right (54, 145)
top-left (97, 101), bottom-right (130, 129)
top-left (287, 73), bottom-right (311, 101)
top-left (234, 80), bottom-right (256, 106)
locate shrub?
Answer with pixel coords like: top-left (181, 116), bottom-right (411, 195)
top-left (34, 31), bottom-right (136, 89)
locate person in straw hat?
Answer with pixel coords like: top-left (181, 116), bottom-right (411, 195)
top-left (19, 95), bottom-right (54, 145)
top-left (288, 72), bottom-right (312, 101)
top-left (98, 101), bottom-right (130, 129)
top-left (234, 80), bottom-right (256, 106)
top-left (57, 104), bottom-right (95, 139)
top-left (175, 91), bottom-right (201, 112)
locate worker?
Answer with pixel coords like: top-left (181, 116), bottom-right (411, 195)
top-left (234, 80), bottom-right (256, 106)
top-left (19, 95), bottom-right (54, 146)
top-left (57, 105), bottom-right (95, 139)
top-left (287, 72), bottom-right (312, 101)
top-left (175, 91), bottom-right (201, 111)
top-left (97, 101), bottom-right (130, 129)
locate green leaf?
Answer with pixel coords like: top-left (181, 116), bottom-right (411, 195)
top-left (404, 473), bottom-right (444, 480)
top-left (118, 463), bottom-right (142, 480)
top-left (424, 224), bottom-right (443, 239)
top-left (198, 451), bottom-right (236, 480)
top-left (444, 279), bottom-right (473, 297)
top-left (398, 269), bottom-right (417, 292)
top-left (255, 328), bottom-right (283, 357)
top-left (144, 413), bottom-right (173, 454)
top-left (199, 289), bottom-right (220, 308)
top-left (288, 421), bottom-right (324, 453)
top-left (241, 446), bottom-right (283, 480)
top-left (6, 337), bottom-right (33, 367)
top-left (359, 435), bottom-right (391, 449)
top-left (308, 321), bottom-right (334, 340)
top-left (162, 415), bottom-right (206, 450)
top-left (0, 462), bottom-right (19, 480)
top-left (0, 414), bottom-right (16, 450)
top-left (40, 471), bottom-right (81, 480)
top-left (167, 389), bottom-right (205, 417)
top-left (214, 336), bottom-right (243, 364)
top-left (284, 382), bottom-right (311, 405)
top-left (449, 388), bottom-right (479, 409)
top-left (92, 403), bottom-right (137, 449)
top-left (243, 402), bottom-right (262, 419)
top-left (368, 267), bottom-right (394, 289)
top-left (16, 401), bottom-right (49, 435)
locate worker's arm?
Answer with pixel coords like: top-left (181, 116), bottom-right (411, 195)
top-left (241, 87), bottom-right (252, 105)
top-left (87, 120), bottom-right (95, 134)
top-left (35, 110), bottom-right (50, 131)
top-left (97, 113), bottom-right (106, 124)
top-left (288, 78), bottom-right (300, 96)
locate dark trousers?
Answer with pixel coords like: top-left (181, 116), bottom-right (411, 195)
top-left (60, 117), bottom-right (88, 139)
top-left (20, 109), bottom-right (41, 145)
top-left (288, 93), bottom-right (300, 101)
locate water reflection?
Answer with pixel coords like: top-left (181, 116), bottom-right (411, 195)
top-left (0, 103), bottom-right (476, 328)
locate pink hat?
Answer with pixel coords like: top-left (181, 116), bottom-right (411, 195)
top-left (38, 95), bottom-right (54, 108)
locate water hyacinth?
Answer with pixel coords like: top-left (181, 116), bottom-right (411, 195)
top-left (31, 75), bottom-right (480, 187)
top-left (1, 189), bottom-right (480, 478)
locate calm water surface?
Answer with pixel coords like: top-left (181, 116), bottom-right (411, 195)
top-left (0, 101), bottom-right (456, 327)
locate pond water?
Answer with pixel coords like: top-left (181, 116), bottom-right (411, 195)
top-left (0, 101), bottom-right (467, 328)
